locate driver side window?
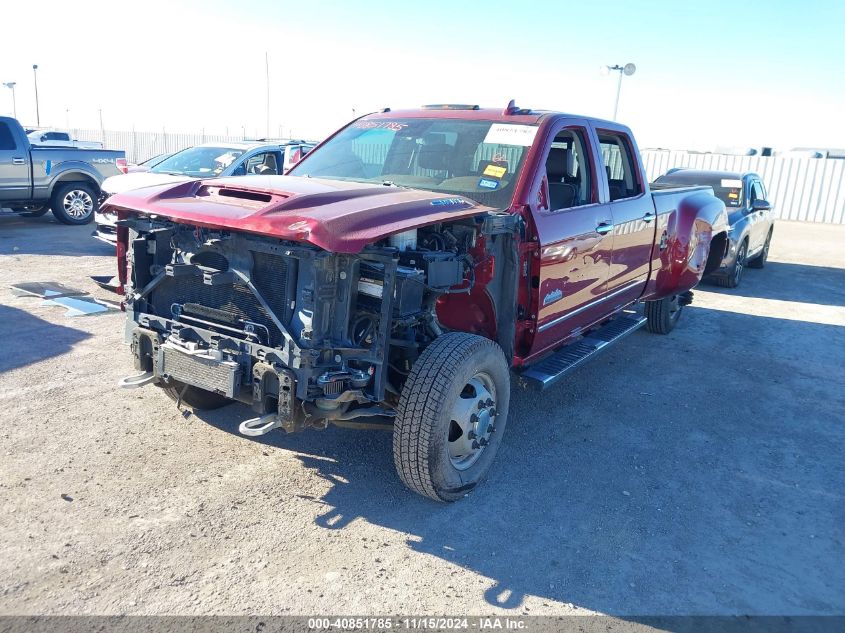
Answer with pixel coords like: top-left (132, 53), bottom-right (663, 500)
top-left (544, 129), bottom-right (594, 211)
top-left (241, 152), bottom-right (281, 175)
top-left (750, 180), bottom-right (765, 204)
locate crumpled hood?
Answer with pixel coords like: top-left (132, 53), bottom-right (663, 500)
top-left (102, 171), bottom-right (193, 195)
top-left (103, 175), bottom-right (492, 253)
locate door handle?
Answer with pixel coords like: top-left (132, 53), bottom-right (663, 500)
top-left (12, 157), bottom-right (26, 165)
top-left (595, 222), bottom-right (613, 235)
top-left (642, 212), bottom-right (656, 223)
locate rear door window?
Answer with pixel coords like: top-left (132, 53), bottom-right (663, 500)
top-left (597, 132), bottom-right (643, 201)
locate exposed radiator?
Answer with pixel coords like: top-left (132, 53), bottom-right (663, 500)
top-left (148, 251), bottom-right (295, 346)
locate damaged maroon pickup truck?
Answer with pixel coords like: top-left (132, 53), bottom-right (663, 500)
top-left (106, 103), bottom-right (728, 501)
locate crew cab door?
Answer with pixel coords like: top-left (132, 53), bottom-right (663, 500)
top-left (596, 129), bottom-right (655, 304)
top-left (746, 178), bottom-right (769, 252)
top-left (531, 121), bottom-right (613, 351)
top-left (0, 120), bottom-right (31, 202)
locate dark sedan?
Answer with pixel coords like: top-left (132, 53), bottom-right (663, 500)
top-left (654, 169), bottom-right (776, 288)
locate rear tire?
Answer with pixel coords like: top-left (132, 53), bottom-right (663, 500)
top-left (713, 240), bottom-right (747, 288)
top-left (161, 379), bottom-right (231, 411)
top-left (50, 182), bottom-right (98, 225)
top-left (747, 229), bottom-right (773, 269)
top-left (393, 333), bottom-right (511, 502)
top-left (645, 294), bottom-right (683, 334)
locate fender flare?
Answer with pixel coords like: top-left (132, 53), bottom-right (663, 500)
top-left (46, 162), bottom-right (104, 197)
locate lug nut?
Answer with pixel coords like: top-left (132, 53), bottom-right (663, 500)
top-left (468, 430), bottom-right (477, 440)
top-left (489, 408), bottom-right (496, 416)
top-left (477, 401), bottom-right (485, 410)
top-left (470, 413), bottom-right (478, 423)
top-left (478, 438), bottom-right (488, 447)
top-left (471, 440), bottom-right (480, 450)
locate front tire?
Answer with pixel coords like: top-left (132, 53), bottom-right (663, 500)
top-left (393, 333), bottom-right (511, 502)
top-left (645, 294), bottom-right (683, 334)
top-left (713, 240), bottom-right (747, 288)
top-left (50, 182), bottom-right (98, 225)
top-left (161, 379), bottom-right (231, 411)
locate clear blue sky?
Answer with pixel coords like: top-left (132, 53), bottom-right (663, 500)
top-left (2, 0), bottom-right (844, 150)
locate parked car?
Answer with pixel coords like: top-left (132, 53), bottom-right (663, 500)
top-left (27, 129), bottom-right (104, 150)
top-left (0, 116), bottom-right (127, 224)
top-left (104, 102), bottom-right (727, 501)
top-left (654, 169), bottom-right (775, 287)
top-left (93, 140), bottom-right (314, 243)
top-left (126, 152), bottom-right (172, 174)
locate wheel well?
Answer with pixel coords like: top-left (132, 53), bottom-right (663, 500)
top-left (50, 174), bottom-right (100, 198)
top-left (703, 231), bottom-right (729, 275)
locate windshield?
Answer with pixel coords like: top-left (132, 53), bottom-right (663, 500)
top-left (151, 146), bottom-right (245, 177)
top-left (288, 118), bottom-right (538, 207)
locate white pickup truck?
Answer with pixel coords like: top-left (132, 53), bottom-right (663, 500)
top-left (27, 129), bottom-right (104, 150)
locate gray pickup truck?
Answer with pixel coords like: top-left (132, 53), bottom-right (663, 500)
top-left (0, 116), bottom-right (126, 224)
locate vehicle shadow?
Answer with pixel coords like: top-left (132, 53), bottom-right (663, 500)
top-left (0, 214), bottom-right (115, 257)
top-left (0, 304), bottom-right (92, 373)
top-left (703, 261), bottom-right (845, 308)
top-left (194, 306), bottom-right (845, 615)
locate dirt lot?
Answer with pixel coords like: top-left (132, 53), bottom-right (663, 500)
top-left (0, 214), bottom-right (843, 616)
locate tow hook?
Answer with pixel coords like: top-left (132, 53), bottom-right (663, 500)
top-left (118, 371), bottom-right (156, 388)
top-left (239, 413), bottom-right (283, 437)
top-left (679, 291), bottom-right (694, 306)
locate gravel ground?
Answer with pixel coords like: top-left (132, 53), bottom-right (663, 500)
top-left (0, 214), bottom-right (843, 616)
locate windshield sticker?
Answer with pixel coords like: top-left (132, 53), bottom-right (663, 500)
top-left (215, 152), bottom-right (238, 167)
top-left (483, 164), bottom-right (507, 178)
top-left (478, 178), bottom-right (499, 190)
top-left (351, 121), bottom-right (408, 131)
top-left (483, 124), bottom-right (538, 147)
top-left (721, 179), bottom-right (743, 188)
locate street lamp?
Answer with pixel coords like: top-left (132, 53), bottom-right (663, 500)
top-left (2, 82), bottom-right (16, 119)
top-left (600, 63), bottom-right (636, 121)
top-left (32, 64), bottom-right (40, 126)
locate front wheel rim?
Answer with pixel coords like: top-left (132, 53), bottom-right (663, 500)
top-left (447, 372), bottom-right (497, 470)
top-left (63, 189), bottom-right (94, 219)
top-left (735, 245), bottom-right (747, 282)
top-left (668, 294), bottom-right (681, 321)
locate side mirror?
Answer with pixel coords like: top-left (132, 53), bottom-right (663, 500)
top-left (751, 199), bottom-right (771, 211)
top-left (232, 164), bottom-right (247, 176)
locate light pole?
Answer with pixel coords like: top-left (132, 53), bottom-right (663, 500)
top-left (2, 82), bottom-right (16, 119)
top-left (32, 64), bottom-right (40, 126)
top-left (600, 63), bottom-right (636, 121)
top-left (264, 52), bottom-right (270, 138)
